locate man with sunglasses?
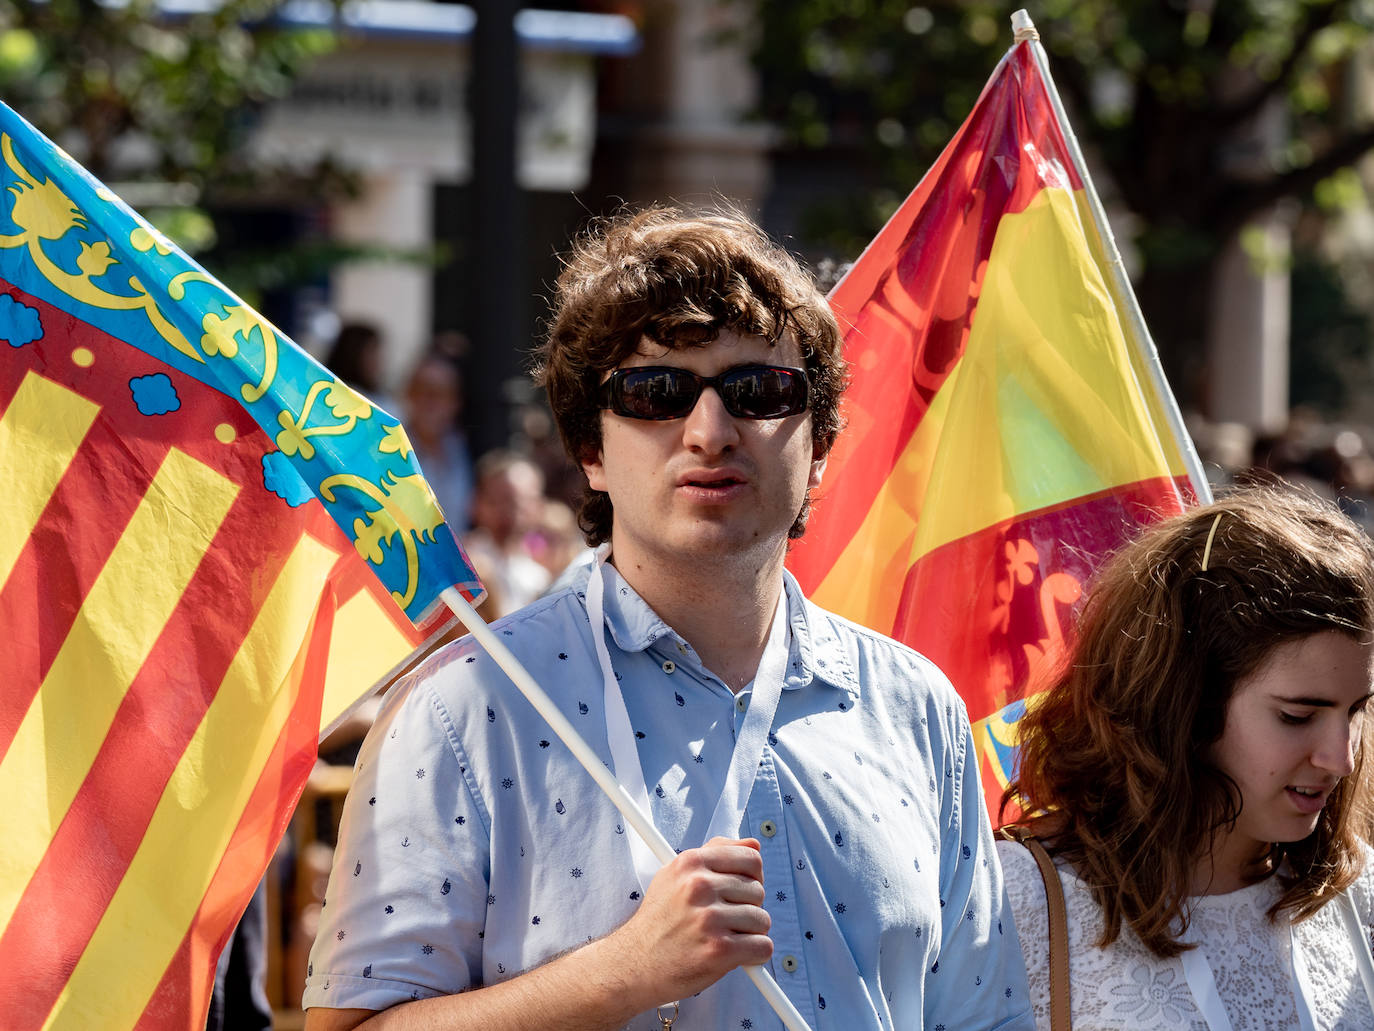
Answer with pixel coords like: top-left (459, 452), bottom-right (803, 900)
top-left (304, 208), bottom-right (1032, 1031)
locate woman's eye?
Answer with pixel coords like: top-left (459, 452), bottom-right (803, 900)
top-left (1279, 711), bottom-right (1312, 726)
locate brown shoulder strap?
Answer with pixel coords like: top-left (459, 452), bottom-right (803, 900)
top-left (999, 826), bottom-right (1071, 1031)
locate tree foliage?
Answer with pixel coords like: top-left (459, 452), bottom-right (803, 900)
top-left (0, 0), bottom-right (346, 264)
top-left (0, 0), bottom-right (337, 181)
top-left (751, 0), bottom-right (1374, 406)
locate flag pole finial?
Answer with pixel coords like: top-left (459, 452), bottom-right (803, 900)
top-left (1011, 9), bottom-right (1039, 43)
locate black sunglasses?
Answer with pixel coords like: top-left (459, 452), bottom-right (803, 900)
top-left (597, 364), bottom-right (810, 421)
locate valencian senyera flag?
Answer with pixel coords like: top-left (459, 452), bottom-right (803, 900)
top-left (787, 34), bottom-right (1209, 819)
top-left (0, 102), bottom-right (483, 1029)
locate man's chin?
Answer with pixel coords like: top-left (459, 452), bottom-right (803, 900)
top-left (650, 523), bottom-right (770, 558)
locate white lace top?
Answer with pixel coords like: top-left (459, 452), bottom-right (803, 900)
top-left (997, 839), bottom-right (1374, 1030)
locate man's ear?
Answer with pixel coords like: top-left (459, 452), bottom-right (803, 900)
top-left (583, 449), bottom-right (607, 492)
top-left (808, 447), bottom-right (827, 491)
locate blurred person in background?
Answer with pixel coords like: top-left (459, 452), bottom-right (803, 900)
top-left (324, 320), bottom-right (400, 415)
top-left (463, 449), bottom-right (551, 615)
top-left (207, 881), bottom-right (273, 1031)
top-left (402, 349), bottom-right (475, 532)
top-left (529, 497), bottom-right (585, 584)
top-left (517, 403), bottom-right (588, 514)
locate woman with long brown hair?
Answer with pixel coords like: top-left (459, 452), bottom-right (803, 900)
top-left (1000, 487), bottom-right (1374, 1029)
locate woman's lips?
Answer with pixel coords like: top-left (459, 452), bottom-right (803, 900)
top-left (1286, 785), bottom-right (1330, 815)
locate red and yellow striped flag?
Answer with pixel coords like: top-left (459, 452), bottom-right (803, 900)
top-left (0, 103), bottom-right (481, 1028)
top-left (787, 38), bottom-right (1208, 816)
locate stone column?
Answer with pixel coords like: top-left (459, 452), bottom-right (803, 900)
top-left (1204, 79), bottom-right (1290, 433)
top-left (1205, 207), bottom-right (1292, 433)
top-left (616, 0), bottom-right (772, 211)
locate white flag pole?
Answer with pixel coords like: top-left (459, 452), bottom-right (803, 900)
top-left (1010, 9), bottom-right (1214, 504)
top-left (440, 586), bottom-right (813, 1031)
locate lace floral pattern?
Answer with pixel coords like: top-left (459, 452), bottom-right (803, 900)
top-left (997, 840), bottom-right (1374, 1030)
top-left (1107, 965), bottom-right (1194, 1026)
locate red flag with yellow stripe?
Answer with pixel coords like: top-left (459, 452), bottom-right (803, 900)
top-left (0, 101), bottom-right (481, 1028)
top-left (787, 35), bottom-right (1208, 816)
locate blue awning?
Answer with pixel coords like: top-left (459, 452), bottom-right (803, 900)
top-left (151, 0), bottom-right (640, 54)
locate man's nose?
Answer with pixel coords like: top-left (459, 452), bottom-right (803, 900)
top-left (681, 386), bottom-right (741, 452)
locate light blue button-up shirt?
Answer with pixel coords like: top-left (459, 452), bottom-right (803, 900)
top-left (304, 565), bottom-right (1033, 1030)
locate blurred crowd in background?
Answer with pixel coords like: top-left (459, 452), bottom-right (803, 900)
top-left (242, 319), bottom-right (599, 1023)
top-left (321, 318), bottom-right (589, 622)
top-left (1191, 408), bottom-right (1374, 533)
top-left (236, 310), bottom-right (1374, 1026)
top-left (321, 311), bottom-right (1374, 622)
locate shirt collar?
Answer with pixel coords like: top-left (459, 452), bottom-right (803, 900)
top-left (781, 569), bottom-right (860, 697)
top-left (578, 561), bottom-right (859, 697)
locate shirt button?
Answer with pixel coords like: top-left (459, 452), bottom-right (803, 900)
top-left (676, 642), bottom-right (687, 655)
top-left (760, 820), bottom-right (777, 838)
top-left (662, 660), bottom-right (676, 674)
top-left (781, 954), bottom-right (798, 972)
top-left (735, 695), bottom-right (748, 713)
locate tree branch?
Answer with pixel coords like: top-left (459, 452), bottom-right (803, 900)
top-left (1213, 1), bottom-right (1346, 131)
top-left (1215, 122), bottom-right (1374, 238)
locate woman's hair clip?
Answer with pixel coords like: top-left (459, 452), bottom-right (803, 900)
top-left (1200, 512), bottom-right (1224, 572)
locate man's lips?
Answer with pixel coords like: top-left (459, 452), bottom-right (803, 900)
top-left (676, 468), bottom-right (748, 488)
top-left (675, 468), bottom-right (749, 501)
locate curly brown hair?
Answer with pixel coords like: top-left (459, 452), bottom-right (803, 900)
top-left (1003, 486), bottom-right (1374, 957)
top-left (533, 205), bottom-right (847, 544)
